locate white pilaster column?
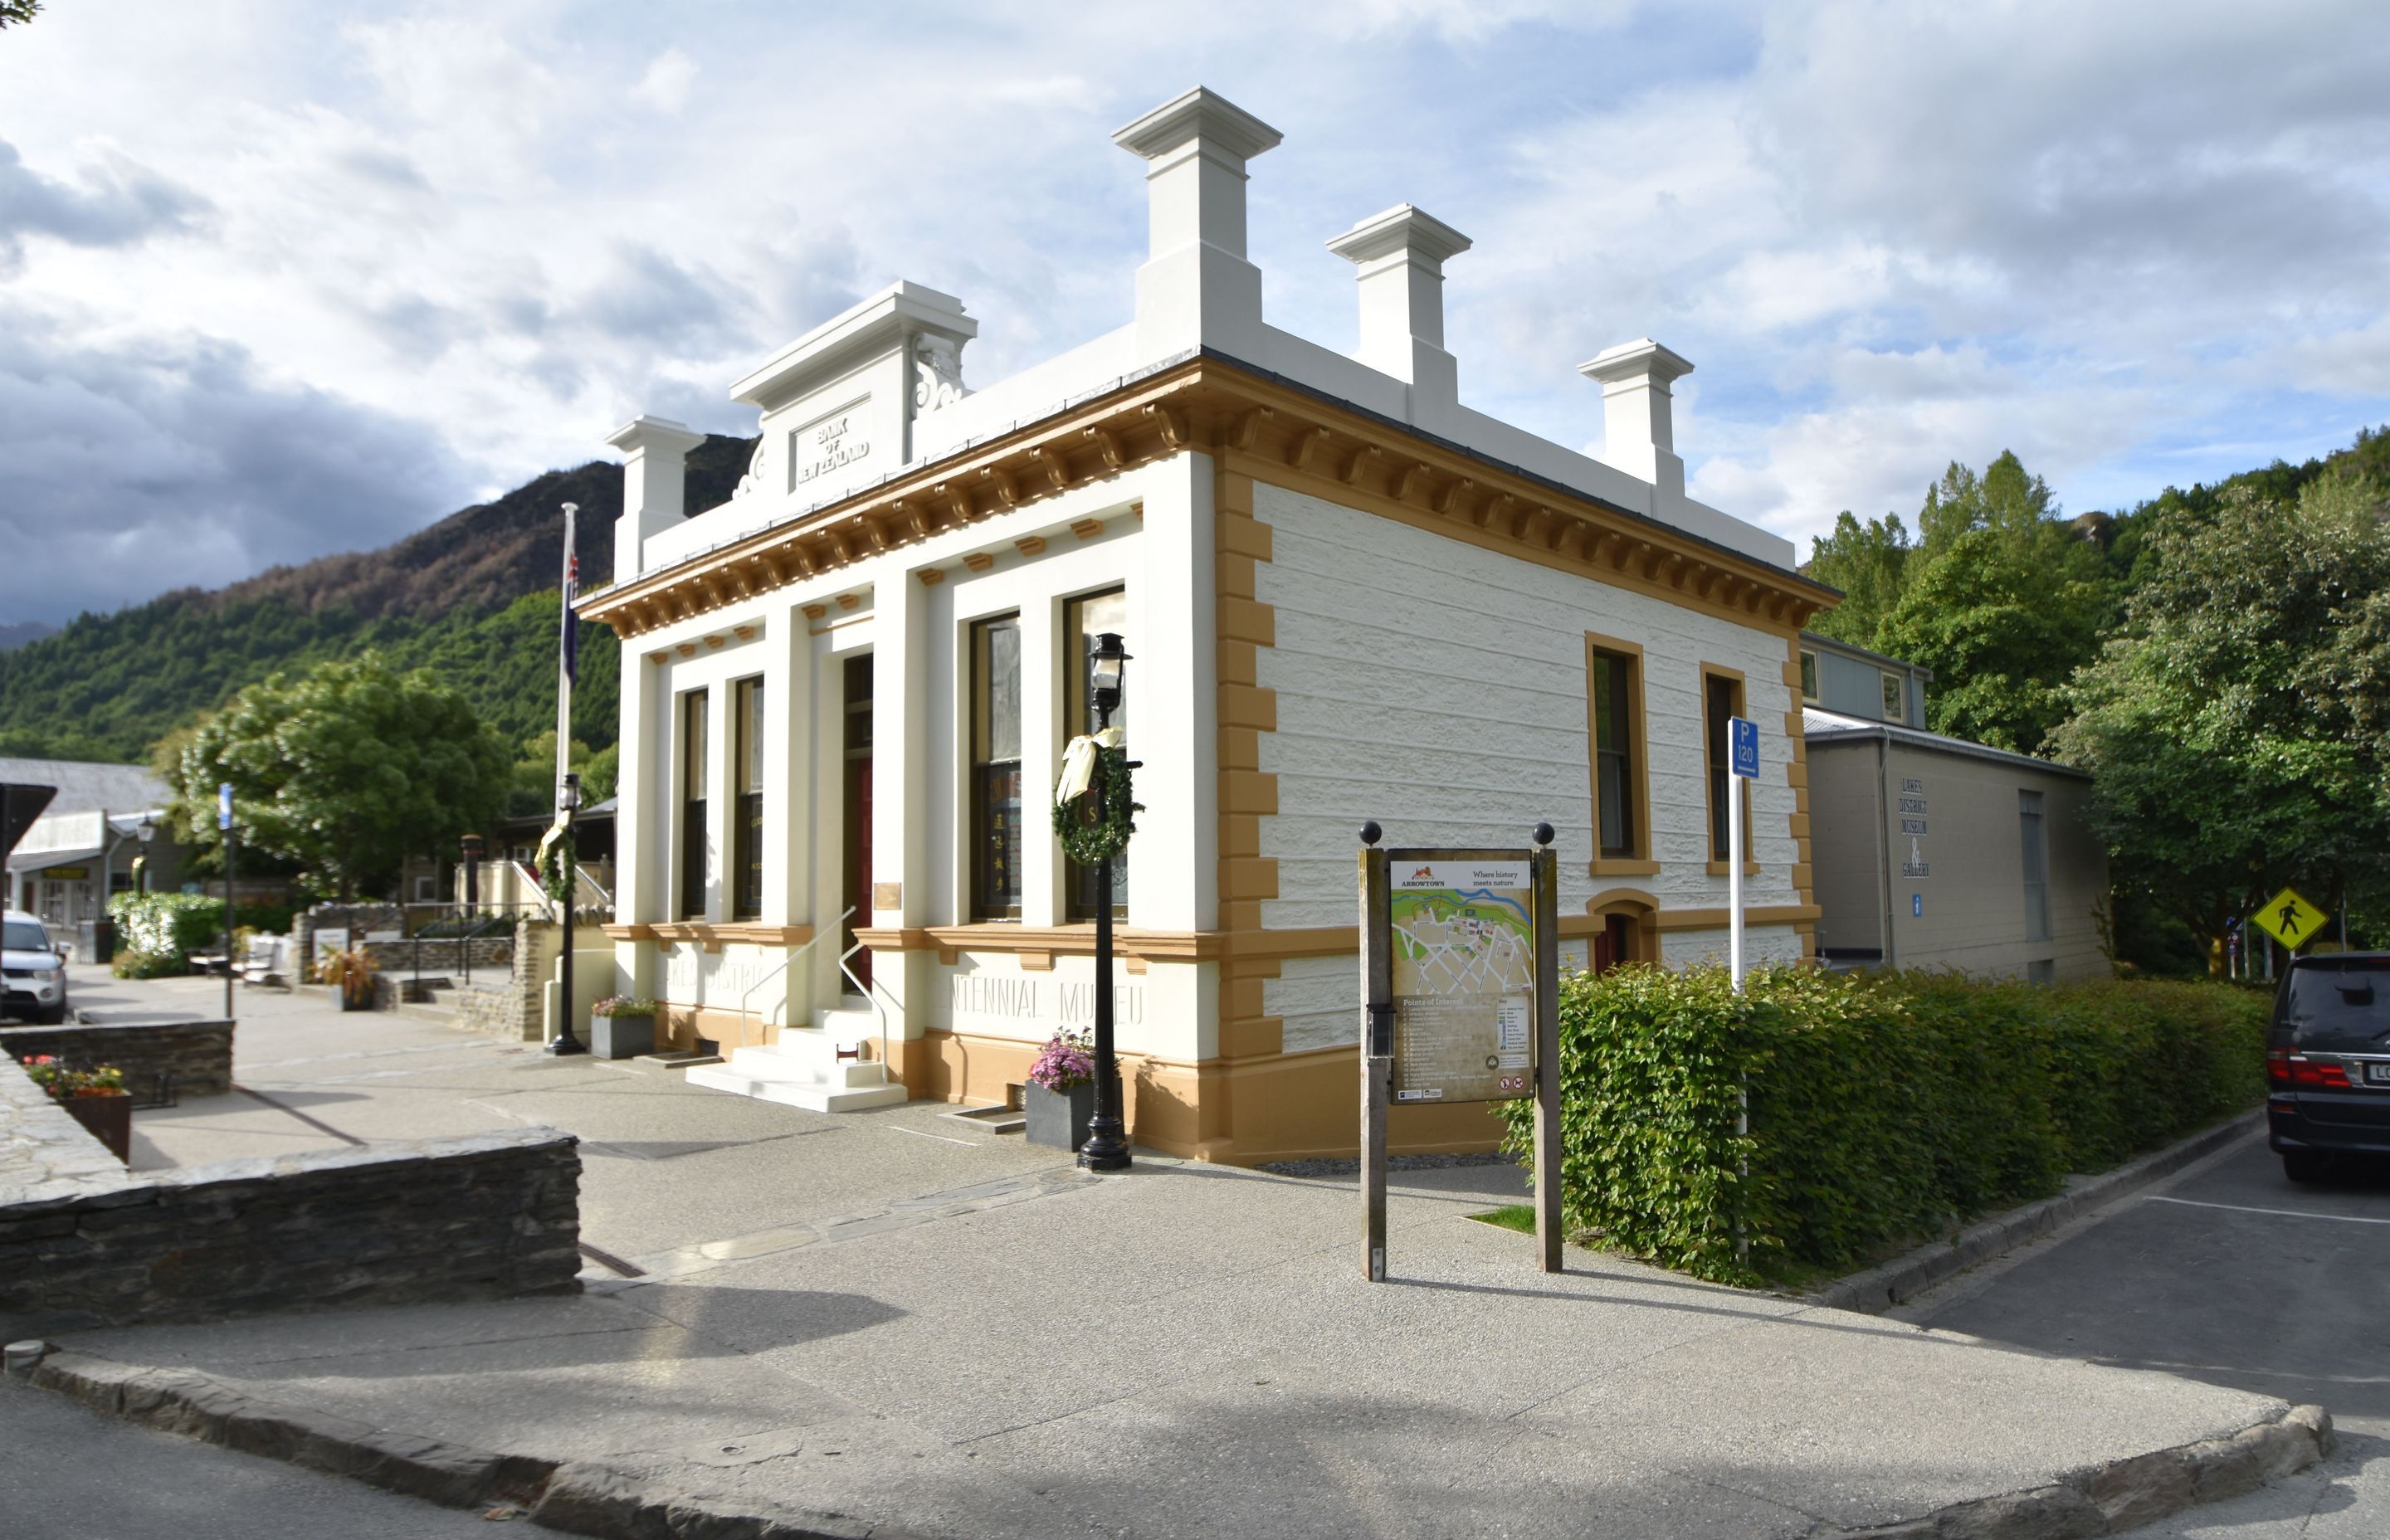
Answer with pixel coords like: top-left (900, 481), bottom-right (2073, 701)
top-left (766, 610), bottom-right (812, 930)
top-left (871, 577), bottom-right (933, 1040)
top-left (1134, 455), bottom-right (1218, 932)
top-left (612, 646), bottom-right (661, 997)
top-left (1021, 595), bottom-right (1061, 927)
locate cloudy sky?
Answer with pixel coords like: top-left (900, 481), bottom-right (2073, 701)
top-left (2, 0), bottom-right (2387, 622)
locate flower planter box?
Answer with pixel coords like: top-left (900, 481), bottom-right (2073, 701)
top-left (1024, 1079), bottom-right (1095, 1152)
top-left (339, 990), bottom-right (372, 1012)
top-left (63, 1094), bottom-right (132, 1163)
top-left (591, 1013), bottom-right (656, 1060)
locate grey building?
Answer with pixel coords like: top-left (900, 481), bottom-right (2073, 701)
top-left (1800, 636), bottom-right (2108, 982)
top-left (0, 758), bottom-right (187, 947)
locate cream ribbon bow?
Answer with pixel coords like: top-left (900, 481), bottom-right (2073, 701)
top-left (1055, 726), bottom-right (1125, 807)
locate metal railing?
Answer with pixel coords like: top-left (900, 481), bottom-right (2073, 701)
top-left (839, 930), bottom-right (893, 1070)
top-left (395, 901), bottom-right (546, 992)
top-left (735, 906), bottom-right (853, 1046)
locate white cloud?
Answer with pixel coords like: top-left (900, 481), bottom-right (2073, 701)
top-left (631, 47), bottom-right (698, 114)
top-left (0, 0), bottom-right (2384, 624)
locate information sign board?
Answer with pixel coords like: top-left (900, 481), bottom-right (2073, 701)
top-left (1388, 856), bottom-right (1537, 1104)
top-left (1359, 830), bottom-right (1562, 1282)
top-left (1729, 716), bottom-right (1758, 779)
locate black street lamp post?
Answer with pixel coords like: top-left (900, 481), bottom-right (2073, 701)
top-left (134, 814), bottom-right (154, 894)
top-left (1078, 633), bottom-right (1133, 1172)
top-left (546, 773), bottom-right (588, 1056)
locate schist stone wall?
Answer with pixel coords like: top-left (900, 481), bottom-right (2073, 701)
top-left (0, 1049), bottom-right (581, 1333)
top-left (0, 1018), bottom-right (236, 1098)
top-left (0, 1122), bottom-right (583, 1335)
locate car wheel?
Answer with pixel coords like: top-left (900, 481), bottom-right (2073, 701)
top-left (2283, 1151), bottom-right (2327, 1184)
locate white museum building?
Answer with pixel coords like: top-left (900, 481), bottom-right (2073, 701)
top-left (581, 88), bottom-right (1837, 1163)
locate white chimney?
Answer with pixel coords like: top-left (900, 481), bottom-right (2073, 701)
top-left (1328, 204), bottom-right (1471, 428)
top-left (1579, 339), bottom-right (1695, 509)
top-left (1113, 86), bottom-right (1282, 360)
top-left (607, 416), bottom-right (708, 583)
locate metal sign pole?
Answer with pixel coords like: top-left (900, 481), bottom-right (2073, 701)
top-left (1729, 770), bottom-right (1744, 991)
top-left (1529, 827), bottom-right (1562, 1274)
top-left (1358, 823), bottom-right (1391, 1283)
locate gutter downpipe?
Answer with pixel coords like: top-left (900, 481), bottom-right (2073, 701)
top-left (1876, 733), bottom-right (1898, 969)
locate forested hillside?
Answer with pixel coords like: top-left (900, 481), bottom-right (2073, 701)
top-left (0, 433), bottom-right (754, 763)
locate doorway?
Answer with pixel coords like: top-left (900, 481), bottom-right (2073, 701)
top-left (841, 653), bottom-right (873, 992)
top-left (1592, 913), bottom-right (1641, 975)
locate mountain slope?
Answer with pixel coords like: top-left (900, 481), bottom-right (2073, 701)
top-left (0, 434), bottom-right (754, 763)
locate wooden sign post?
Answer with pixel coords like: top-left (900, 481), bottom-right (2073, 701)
top-left (1359, 821), bottom-right (1563, 1280)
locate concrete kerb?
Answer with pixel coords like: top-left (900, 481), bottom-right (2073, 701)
top-left (3, 1342), bottom-right (2329, 1540)
top-left (1803, 1110), bottom-right (2264, 1317)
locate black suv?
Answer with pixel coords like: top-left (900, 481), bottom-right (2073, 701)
top-left (2267, 953), bottom-right (2390, 1182)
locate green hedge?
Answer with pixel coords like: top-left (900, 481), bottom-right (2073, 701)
top-left (1495, 967), bottom-right (2268, 1286)
top-left (106, 890), bottom-right (226, 960)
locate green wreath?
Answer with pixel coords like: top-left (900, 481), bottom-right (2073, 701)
top-left (539, 836), bottom-right (575, 908)
top-left (1053, 746), bottom-right (1142, 865)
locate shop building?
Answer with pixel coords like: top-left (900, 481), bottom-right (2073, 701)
top-left (581, 88), bottom-right (1836, 1162)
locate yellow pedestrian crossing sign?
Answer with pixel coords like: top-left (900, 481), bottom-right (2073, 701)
top-left (2253, 887), bottom-right (2329, 951)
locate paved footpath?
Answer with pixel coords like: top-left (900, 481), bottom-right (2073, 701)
top-left (2, 972), bottom-right (2339, 1538)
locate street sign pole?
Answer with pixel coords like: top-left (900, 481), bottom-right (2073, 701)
top-left (1358, 825), bottom-right (1390, 1284)
top-left (218, 782), bottom-right (235, 1021)
top-left (1727, 716), bottom-right (1758, 993)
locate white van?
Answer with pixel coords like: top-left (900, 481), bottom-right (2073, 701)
top-left (4, 909), bottom-right (69, 1024)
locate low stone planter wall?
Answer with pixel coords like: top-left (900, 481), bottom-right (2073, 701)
top-left (0, 1055), bottom-right (127, 1205)
top-left (0, 1018), bottom-right (236, 1099)
top-left (0, 1114), bottom-right (583, 1335)
top-left (452, 981), bottom-right (540, 1042)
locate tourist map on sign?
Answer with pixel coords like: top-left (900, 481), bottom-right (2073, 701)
top-left (1388, 858), bottom-right (1537, 1104)
top-left (1391, 887), bottom-right (1535, 997)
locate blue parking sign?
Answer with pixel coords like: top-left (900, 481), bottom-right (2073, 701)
top-left (1729, 716), bottom-right (1758, 779)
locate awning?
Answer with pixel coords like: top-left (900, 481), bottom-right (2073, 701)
top-left (8, 845), bottom-right (101, 875)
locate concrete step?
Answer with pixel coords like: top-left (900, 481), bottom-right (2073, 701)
top-left (394, 999), bottom-right (458, 1025)
top-left (816, 1006), bottom-right (880, 1042)
top-left (684, 1054), bottom-right (908, 1114)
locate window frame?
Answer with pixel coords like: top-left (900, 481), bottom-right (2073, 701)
top-left (677, 687), bottom-right (710, 921)
top-left (968, 612), bottom-right (1025, 923)
top-left (1880, 669), bottom-right (1906, 723)
top-left (2019, 788), bottom-right (2051, 943)
top-left (730, 675), bottom-right (764, 922)
top-left (1583, 632), bottom-right (1656, 876)
top-left (1799, 648), bottom-right (1820, 704)
top-left (1700, 664), bottom-right (1755, 875)
top-left (1063, 587), bottom-right (1130, 923)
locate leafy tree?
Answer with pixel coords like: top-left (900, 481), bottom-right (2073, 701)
top-left (2052, 473), bottom-right (2390, 969)
top-left (1875, 527), bottom-right (2106, 753)
top-left (0, 2), bottom-right (41, 29)
top-left (163, 654), bottom-right (509, 899)
top-left (1802, 512), bottom-right (1913, 648)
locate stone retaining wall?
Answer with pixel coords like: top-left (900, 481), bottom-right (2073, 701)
top-left (0, 1115), bottom-right (582, 1335)
top-left (451, 981), bottom-right (540, 1041)
top-left (0, 1018), bottom-right (236, 1098)
top-left (0, 1056), bottom-right (125, 1205)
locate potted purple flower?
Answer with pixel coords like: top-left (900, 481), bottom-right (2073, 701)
top-left (1024, 1028), bottom-right (1096, 1151)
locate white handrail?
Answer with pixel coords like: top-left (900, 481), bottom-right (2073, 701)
top-left (839, 934), bottom-right (893, 1070)
top-left (738, 906), bottom-right (853, 1042)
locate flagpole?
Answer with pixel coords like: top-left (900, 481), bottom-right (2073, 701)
top-left (547, 502), bottom-right (587, 1055)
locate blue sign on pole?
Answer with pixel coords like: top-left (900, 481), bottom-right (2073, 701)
top-left (217, 782), bottom-right (233, 831)
top-left (1729, 716), bottom-right (1759, 780)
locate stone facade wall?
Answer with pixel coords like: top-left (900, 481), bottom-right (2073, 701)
top-left (358, 935), bottom-right (515, 978)
top-left (295, 903), bottom-right (408, 979)
top-left (0, 1115), bottom-right (582, 1335)
top-left (452, 982), bottom-right (539, 1041)
top-left (0, 1018), bottom-right (236, 1098)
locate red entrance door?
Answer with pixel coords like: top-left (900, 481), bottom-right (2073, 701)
top-left (841, 654), bottom-right (873, 992)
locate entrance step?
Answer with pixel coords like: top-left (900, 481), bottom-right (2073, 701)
top-left (684, 1029), bottom-right (908, 1114)
top-left (393, 997), bottom-right (458, 1026)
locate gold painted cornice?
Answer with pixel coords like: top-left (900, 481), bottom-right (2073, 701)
top-left (579, 354), bottom-right (1839, 638)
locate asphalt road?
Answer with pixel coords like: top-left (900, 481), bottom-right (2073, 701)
top-left (1899, 1133), bottom-right (2390, 1537)
top-left (0, 1377), bottom-right (507, 1538)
